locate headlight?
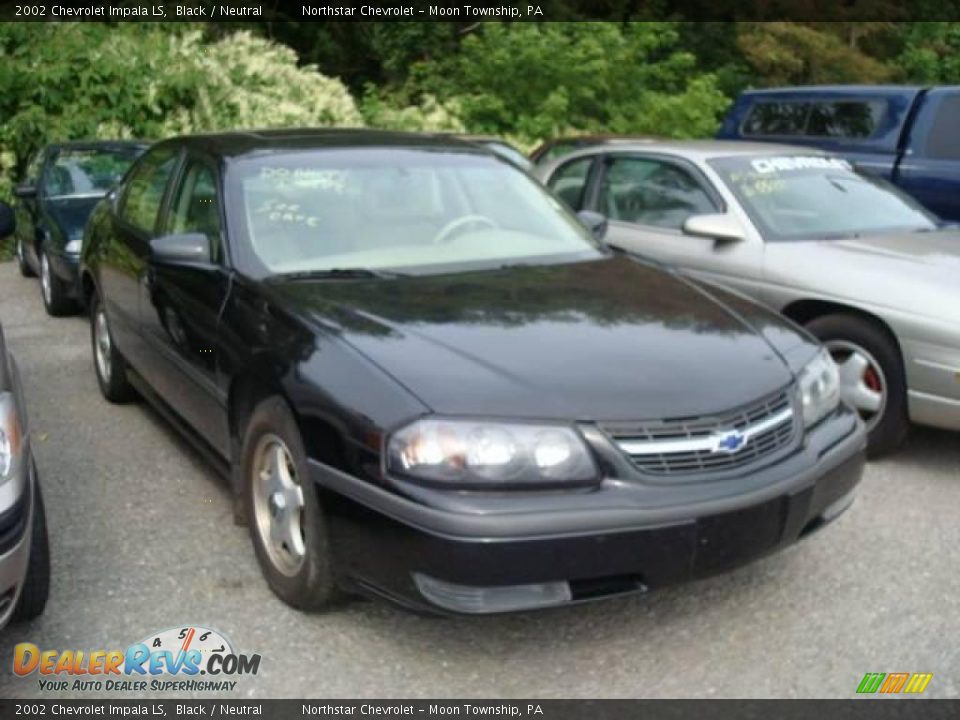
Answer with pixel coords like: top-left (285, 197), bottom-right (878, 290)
top-left (797, 349), bottom-right (840, 428)
top-left (386, 418), bottom-right (599, 487)
top-left (65, 239), bottom-right (82, 254)
top-left (0, 392), bottom-right (22, 482)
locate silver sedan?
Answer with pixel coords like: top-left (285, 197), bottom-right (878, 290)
top-left (538, 140), bottom-right (960, 456)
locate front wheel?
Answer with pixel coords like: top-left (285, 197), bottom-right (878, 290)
top-left (90, 292), bottom-right (135, 403)
top-left (40, 249), bottom-right (76, 316)
top-left (805, 314), bottom-right (909, 458)
top-left (241, 396), bottom-right (343, 611)
top-left (16, 239), bottom-right (34, 278)
top-left (12, 469), bottom-right (50, 622)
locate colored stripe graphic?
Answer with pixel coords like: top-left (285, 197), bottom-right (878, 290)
top-left (856, 672), bottom-right (932, 694)
top-left (879, 673), bottom-right (909, 693)
top-left (903, 673), bottom-right (933, 694)
top-left (856, 673), bottom-right (885, 694)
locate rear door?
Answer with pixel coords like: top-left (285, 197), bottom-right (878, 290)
top-left (14, 151), bottom-right (46, 268)
top-left (895, 88), bottom-right (960, 222)
top-left (139, 154), bottom-right (231, 455)
top-left (587, 153), bottom-right (764, 293)
top-left (99, 145), bottom-right (181, 370)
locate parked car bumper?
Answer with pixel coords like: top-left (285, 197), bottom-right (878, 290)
top-left (48, 249), bottom-right (82, 299)
top-left (0, 448), bottom-right (35, 630)
top-left (312, 405), bottom-right (866, 615)
top-left (902, 338), bottom-right (960, 432)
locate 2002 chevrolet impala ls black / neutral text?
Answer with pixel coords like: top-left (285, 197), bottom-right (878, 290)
top-left (79, 129), bottom-right (866, 614)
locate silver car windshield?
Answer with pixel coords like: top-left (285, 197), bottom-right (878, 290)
top-left (230, 148), bottom-right (601, 276)
top-left (709, 155), bottom-right (939, 240)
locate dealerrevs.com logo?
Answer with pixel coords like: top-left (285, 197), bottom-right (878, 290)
top-left (13, 625), bottom-right (261, 693)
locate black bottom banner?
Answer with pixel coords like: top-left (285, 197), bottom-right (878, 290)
top-left (0, 700), bottom-right (956, 719)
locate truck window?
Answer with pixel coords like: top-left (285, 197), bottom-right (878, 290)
top-left (925, 95), bottom-right (960, 160)
top-left (742, 102), bottom-right (809, 136)
top-left (806, 101), bottom-right (884, 138)
top-left (743, 99), bottom-right (884, 139)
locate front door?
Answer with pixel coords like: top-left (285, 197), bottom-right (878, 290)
top-left (593, 154), bottom-right (764, 295)
top-left (140, 157), bottom-right (231, 456)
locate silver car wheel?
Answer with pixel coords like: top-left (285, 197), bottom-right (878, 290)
top-left (252, 434), bottom-right (306, 577)
top-left (826, 340), bottom-right (887, 432)
top-left (94, 307), bottom-right (112, 382)
top-left (40, 253), bottom-right (52, 305)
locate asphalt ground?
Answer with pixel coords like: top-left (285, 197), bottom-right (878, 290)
top-left (0, 261), bottom-right (958, 699)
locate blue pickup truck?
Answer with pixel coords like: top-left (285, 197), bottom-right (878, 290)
top-left (717, 86), bottom-right (960, 221)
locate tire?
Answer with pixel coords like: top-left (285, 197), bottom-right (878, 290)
top-left (241, 396), bottom-right (343, 611)
top-left (16, 238), bottom-right (35, 278)
top-left (12, 468), bottom-right (51, 623)
top-left (805, 313), bottom-right (909, 458)
top-left (39, 249), bottom-right (76, 317)
top-left (90, 292), bottom-right (135, 403)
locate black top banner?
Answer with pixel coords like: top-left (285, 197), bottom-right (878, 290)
top-left (0, 700), bottom-right (958, 719)
top-left (1, 0), bottom-right (960, 22)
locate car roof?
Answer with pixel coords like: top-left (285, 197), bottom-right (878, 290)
top-left (46, 140), bottom-right (150, 152)
top-left (155, 128), bottom-right (490, 159)
top-left (738, 84), bottom-right (924, 96)
top-left (554, 139), bottom-right (824, 163)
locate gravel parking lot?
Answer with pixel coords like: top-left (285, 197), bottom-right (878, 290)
top-left (0, 260), bottom-right (958, 699)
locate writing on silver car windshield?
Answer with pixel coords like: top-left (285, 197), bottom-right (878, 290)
top-left (709, 155), bottom-right (939, 241)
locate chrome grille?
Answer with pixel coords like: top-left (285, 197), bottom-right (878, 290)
top-left (602, 388), bottom-right (798, 477)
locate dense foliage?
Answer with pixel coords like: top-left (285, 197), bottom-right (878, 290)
top-left (2, 19), bottom-right (960, 207)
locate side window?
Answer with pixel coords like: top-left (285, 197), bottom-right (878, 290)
top-left (598, 157), bottom-right (716, 229)
top-left (742, 102), bottom-right (809, 136)
top-left (807, 101), bottom-right (884, 138)
top-left (168, 162), bottom-right (223, 263)
top-left (120, 148), bottom-right (178, 233)
top-left (925, 95), bottom-right (960, 161)
top-left (547, 157), bottom-right (593, 211)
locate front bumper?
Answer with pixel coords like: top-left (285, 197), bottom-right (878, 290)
top-left (0, 452), bottom-right (35, 628)
top-left (49, 249), bottom-right (81, 298)
top-left (313, 406), bottom-right (866, 614)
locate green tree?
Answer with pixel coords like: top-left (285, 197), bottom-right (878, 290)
top-left (404, 22), bottom-right (730, 142)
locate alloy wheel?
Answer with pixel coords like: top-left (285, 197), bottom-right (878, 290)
top-left (94, 307), bottom-right (112, 383)
top-left (40, 253), bottom-right (52, 306)
top-left (825, 339), bottom-right (887, 432)
top-left (251, 434), bottom-right (306, 577)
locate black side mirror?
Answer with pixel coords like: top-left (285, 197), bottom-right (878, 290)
top-left (13, 184), bottom-right (36, 200)
top-left (577, 210), bottom-right (608, 241)
top-left (0, 201), bottom-right (15, 239)
top-left (150, 232), bottom-right (211, 265)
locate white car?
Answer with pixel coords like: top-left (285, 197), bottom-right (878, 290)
top-left (538, 140), bottom-right (960, 457)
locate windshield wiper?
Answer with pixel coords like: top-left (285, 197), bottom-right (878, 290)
top-left (270, 268), bottom-right (407, 281)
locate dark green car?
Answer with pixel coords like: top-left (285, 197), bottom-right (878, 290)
top-left (1, 141), bottom-right (146, 316)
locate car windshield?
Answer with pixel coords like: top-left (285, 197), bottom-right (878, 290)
top-left (43, 147), bottom-right (142, 198)
top-left (230, 148), bottom-right (602, 276)
top-left (708, 155), bottom-right (939, 240)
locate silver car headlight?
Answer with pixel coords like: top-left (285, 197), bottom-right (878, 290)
top-left (797, 349), bottom-right (840, 428)
top-left (0, 392), bottom-right (22, 483)
top-left (386, 418), bottom-right (599, 487)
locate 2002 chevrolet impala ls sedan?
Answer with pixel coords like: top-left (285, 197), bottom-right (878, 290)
top-left (79, 129), bottom-right (865, 614)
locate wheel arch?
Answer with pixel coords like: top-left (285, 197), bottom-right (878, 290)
top-left (780, 298), bottom-right (904, 359)
top-left (226, 365), bottom-right (350, 474)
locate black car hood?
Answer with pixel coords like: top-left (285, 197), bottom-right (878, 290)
top-left (43, 196), bottom-right (104, 241)
top-left (273, 257), bottom-right (796, 422)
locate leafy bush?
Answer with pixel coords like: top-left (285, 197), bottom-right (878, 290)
top-left (0, 24), bottom-right (361, 198)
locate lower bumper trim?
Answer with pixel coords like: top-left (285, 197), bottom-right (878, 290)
top-left (414, 573), bottom-right (572, 614)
